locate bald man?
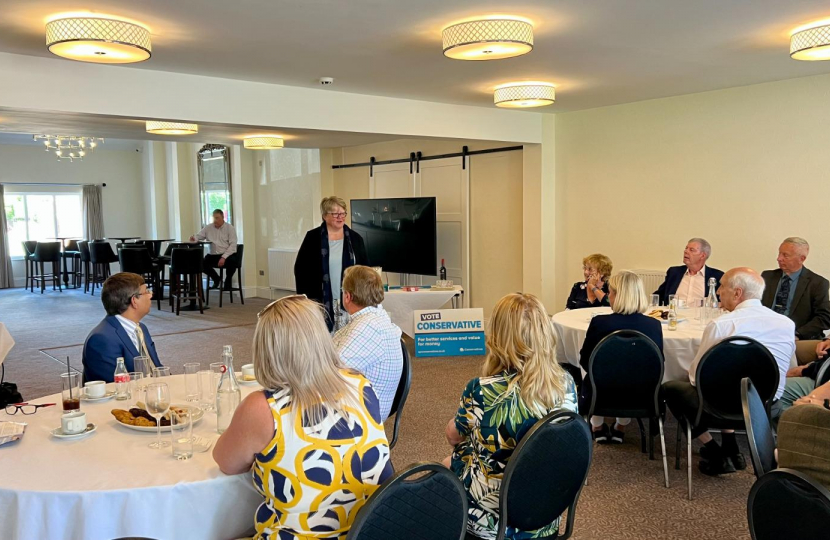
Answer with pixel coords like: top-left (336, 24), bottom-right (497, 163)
top-left (663, 267), bottom-right (795, 476)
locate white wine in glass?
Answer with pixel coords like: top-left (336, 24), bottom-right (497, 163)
top-left (146, 382), bottom-right (171, 449)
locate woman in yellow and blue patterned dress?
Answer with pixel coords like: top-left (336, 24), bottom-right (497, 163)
top-left (213, 295), bottom-right (393, 540)
top-left (444, 293), bottom-right (578, 540)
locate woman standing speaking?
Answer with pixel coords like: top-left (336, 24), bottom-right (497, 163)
top-left (294, 196), bottom-right (368, 329)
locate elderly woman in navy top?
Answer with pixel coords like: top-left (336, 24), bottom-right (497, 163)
top-left (294, 196), bottom-right (368, 330)
top-left (578, 271), bottom-right (663, 444)
top-left (566, 254), bottom-right (613, 310)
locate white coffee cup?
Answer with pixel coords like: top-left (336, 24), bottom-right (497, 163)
top-left (241, 364), bottom-right (255, 381)
top-left (84, 381), bottom-right (106, 398)
top-left (61, 411), bottom-right (87, 435)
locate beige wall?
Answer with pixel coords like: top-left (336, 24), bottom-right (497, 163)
top-left (554, 72), bottom-right (830, 309)
top-left (330, 138), bottom-right (524, 316)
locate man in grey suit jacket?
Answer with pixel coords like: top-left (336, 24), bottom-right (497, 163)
top-left (761, 237), bottom-right (830, 362)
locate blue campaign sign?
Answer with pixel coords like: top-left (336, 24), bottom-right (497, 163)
top-left (413, 308), bottom-right (486, 357)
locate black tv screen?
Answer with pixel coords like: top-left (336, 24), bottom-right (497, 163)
top-left (350, 197), bottom-right (437, 276)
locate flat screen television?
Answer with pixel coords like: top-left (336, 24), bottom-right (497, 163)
top-left (350, 197), bottom-right (437, 276)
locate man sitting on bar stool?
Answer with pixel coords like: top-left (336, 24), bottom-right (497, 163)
top-left (190, 208), bottom-right (239, 291)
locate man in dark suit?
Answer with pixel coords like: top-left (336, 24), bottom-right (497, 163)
top-left (761, 237), bottom-right (830, 360)
top-left (655, 238), bottom-right (724, 306)
top-left (82, 272), bottom-right (163, 382)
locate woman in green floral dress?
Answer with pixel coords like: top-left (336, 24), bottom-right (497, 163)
top-left (444, 292), bottom-right (579, 540)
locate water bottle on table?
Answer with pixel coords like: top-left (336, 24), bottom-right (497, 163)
top-left (114, 357), bottom-right (130, 400)
top-left (216, 345), bottom-right (241, 434)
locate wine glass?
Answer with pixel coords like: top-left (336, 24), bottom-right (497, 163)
top-left (146, 382), bottom-right (171, 450)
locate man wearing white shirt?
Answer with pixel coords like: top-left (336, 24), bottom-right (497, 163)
top-left (333, 265), bottom-right (403, 419)
top-left (190, 209), bottom-right (238, 291)
top-left (664, 267), bottom-right (795, 476)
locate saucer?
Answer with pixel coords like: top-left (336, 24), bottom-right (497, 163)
top-left (236, 373), bottom-right (260, 386)
top-left (81, 391), bottom-right (116, 402)
top-left (51, 423), bottom-right (97, 439)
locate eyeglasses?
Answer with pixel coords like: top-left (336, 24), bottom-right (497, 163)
top-left (133, 288), bottom-right (152, 298)
top-left (326, 212), bottom-right (347, 219)
top-left (5, 402), bottom-right (56, 415)
top-left (257, 294), bottom-right (307, 319)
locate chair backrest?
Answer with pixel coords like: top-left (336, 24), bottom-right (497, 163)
top-left (33, 241), bottom-right (61, 260)
top-left (747, 468), bottom-right (830, 540)
top-left (162, 243), bottom-right (175, 257)
top-left (64, 239), bottom-right (81, 252)
top-left (741, 377), bottom-right (777, 479)
top-left (22, 240), bottom-right (37, 258)
top-left (89, 241), bottom-right (116, 264)
top-left (119, 247), bottom-right (155, 274)
top-left (695, 336), bottom-right (779, 424)
top-left (388, 339), bottom-right (412, 419)
top-left (587, 330), bottom-right (664, 418)
top-left (236, 243), bottom-right (244, 260)
top-left (346, 462), bottom-right (467, 540)
top-left (816, 360), bottom-right (830, 387)
top-left (500, 411), bottom-right (592, 538)
top-left (171, 247), bottom-right (204, 273)
top-left (78, 241), bottom-right (90, 262)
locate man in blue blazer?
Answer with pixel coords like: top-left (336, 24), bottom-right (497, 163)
top-left (82, 272), bottom-right (163, 382)
top-left (655, 238), bottom-right (724, 306)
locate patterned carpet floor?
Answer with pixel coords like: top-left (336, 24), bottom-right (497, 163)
top-left (0, 287), bottom-right (754, 539)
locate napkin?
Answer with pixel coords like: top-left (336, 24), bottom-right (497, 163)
top-left (0, 323), bottom-right (14, 367)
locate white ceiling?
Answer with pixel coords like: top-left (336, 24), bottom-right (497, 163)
top-left (2, 0), bottom-right (830, 114)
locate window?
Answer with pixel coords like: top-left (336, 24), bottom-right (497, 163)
top-left (197, 144), bottom-right (232, 227)
top-left (4, 192), bottom-right (83, 257)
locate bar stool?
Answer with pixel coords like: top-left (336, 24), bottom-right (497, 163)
top-left (119, 248), bottom-right (162, 310)
top-left (170, 247), bottom-right (204, 315)
top-left (62, 239), bottom-right (82, 289)
top-left (78, 241), bottom-right (92, 293)
top-left (156, 243), bottom-right (175, 301)
top-left (205, 244), bottom-right (245, 308)
top-left (89, 241), bottom-right (118, 296)
top-left (30, 241), bottom-right (62, 294)
top-left (21, 241), bottom-right (37, 291)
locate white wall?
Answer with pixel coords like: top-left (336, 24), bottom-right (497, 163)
top-left (554, 72), bottom-right (830, 309)
top-left (2, 144), bottom-right (145, 286)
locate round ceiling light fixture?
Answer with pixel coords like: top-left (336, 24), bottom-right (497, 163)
top-left (442, 18), bottom-right (533, 60)
top-left (790, 22), bottom-right (830, 60)
top-left (46, 15), bottom-right (151, 64)
top-left (243, 136), bottom-right (284, 150)
top-left (494, 82), bottom-right (555, 108)
top-left (146, 121), bottom-right (199, 135)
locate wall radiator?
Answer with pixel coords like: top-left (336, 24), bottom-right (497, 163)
top-left (268, 248), bottom-right (298, 291)
top-left (631, 269), bottom-right (666, 294)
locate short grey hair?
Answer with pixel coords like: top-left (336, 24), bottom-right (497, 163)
top-left (726, 269), bottom-right (765, 300)
top-left (688, 238), bottom-right (711, 258)
top-left (782, 237), bottom-right (810, 255)
top-left (320, 196), bottom-right (347, 219)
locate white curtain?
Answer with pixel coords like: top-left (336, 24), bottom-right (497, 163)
top-left (82, 185), bottom-right (105, 241)
top-left (0, 185), bottom-right (14, 288)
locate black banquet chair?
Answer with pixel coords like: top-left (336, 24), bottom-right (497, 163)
top-left (346, 462), bottom-right (467, 540)
top-left (674, 336), bottom-right (780, 500)
top-left (741, 377), bottom-right (777, 479)
top-left (387, 338), bottom-right (412, 450)
top-left (584, 329), bottom-right (669, 488)
top-left (747, 468), bottom-right (830, 540)
top-left (815, 360), bottom-right (830, 387)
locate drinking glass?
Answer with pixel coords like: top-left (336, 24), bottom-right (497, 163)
top-left (146, 382), bottom-right (171, 450)
top-left (650, 294), bottom-right (660, 308)
top-left (129, 372), bottom-right (145, 402)
top-left (198, 370), bottom-right (217, 412)
top-left (171, 407), bottom-right (193, 460)
top-left (184, 363), bottom-right (200, 402)
top-left (668, 294), bottom-right (677, 308)
top-left (133, 356), bottom-right (153, 378)
top-left (61, 372), bottom-right (82, 412)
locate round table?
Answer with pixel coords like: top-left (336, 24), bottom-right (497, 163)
top-left (551, 307), bottom-right (707, 382)
top-left (0, 375), bottom-right (263, 540)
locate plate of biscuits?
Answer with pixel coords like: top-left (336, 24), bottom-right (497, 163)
top-left (111, 403), bottom-right (204, 432)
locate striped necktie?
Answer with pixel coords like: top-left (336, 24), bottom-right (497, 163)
top-left (135, 325), bottom-right (151, 359)
top-left (773, 275), bottom-right (791, 314)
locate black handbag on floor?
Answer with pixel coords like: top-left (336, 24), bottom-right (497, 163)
top-left (0, 365), bottom-right (23, 407)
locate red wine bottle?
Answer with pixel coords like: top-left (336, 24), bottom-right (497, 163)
top-left (440, 259), bottom-right (447, 280)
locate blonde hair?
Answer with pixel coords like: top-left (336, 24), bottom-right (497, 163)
top-left (607, 271), bottom-right (649, 315)
top-left (320, 196), bottom-right (347, 220)
top-left (343, 265), bottom-right (384, 308)
top-left (483, 293), bottom-right (570, 417)
top-left (253, 296), bottom-right (358, 424)
top-left (582, 253), bottom-right (613, 278)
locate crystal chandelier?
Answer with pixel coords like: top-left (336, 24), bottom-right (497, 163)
top-left (33, 135), bottom-right (104, 162)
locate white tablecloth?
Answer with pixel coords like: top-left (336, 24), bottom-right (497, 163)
top-left (382, 286), bottom-right (464, 337)
top-left (0, 374), bottom-right (263, 540)
top-left (551, 307), bottom-right (707, 382)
